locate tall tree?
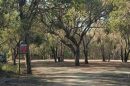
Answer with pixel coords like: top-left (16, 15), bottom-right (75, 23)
top-left (18, 0), bottom-right (39, 74)
top-left (40, 0), bottom-right (113, 66)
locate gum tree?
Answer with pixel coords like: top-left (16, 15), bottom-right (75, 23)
top-left (40, 0), bottom-right (113, 66)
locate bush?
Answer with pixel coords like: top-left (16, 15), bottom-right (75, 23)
top-left (1, 63), bottom-right (19, 73)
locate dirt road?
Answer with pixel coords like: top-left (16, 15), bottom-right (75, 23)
top-left (0, 60), bottom-right (130, 86)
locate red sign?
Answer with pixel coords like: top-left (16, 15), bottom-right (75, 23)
top-left (20, 44), bottom-right (27, 54)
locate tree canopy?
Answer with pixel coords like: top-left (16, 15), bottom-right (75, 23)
top-left (0, 0), bottom-right (130, 71)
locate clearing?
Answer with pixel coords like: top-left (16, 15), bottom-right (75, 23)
top-left (0, 60), bottom-right (130, 86)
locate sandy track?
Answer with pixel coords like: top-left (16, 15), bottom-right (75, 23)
top-left (0, 60), bottom-right (130, 86)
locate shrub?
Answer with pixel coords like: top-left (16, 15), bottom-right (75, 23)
top-left (1, 63), bottom-right (19, 73)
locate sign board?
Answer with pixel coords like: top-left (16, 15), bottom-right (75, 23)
top-left (20, 44), bottom-right (27, 54)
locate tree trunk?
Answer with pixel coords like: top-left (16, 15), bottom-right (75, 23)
top-left (84, 50), bottom-right (89, 64)
top-left (54, 54), bottom-right (57, 63)
top-left (101, 45), bottom-right (106, 62)
top-left (13, 48), bottom-right (16, 65)
top-left (51, 46), bottom-right (57, 63)
top-left (60, 42), bottom-right (64, 62)
top-left (25, 34), bottom-right (32, 74)
top-left (11, 49), bottom-right (14, 64)
top-left (120, 46), bottom-right (124, 62)
top-left (102, 53), bottom-right (106, 62)
top-left (83, 38), bottom-right (89, 64)
top-left (124, 49), bottom-right (127, 62)
top-left (26, 51), bottom-right (31, 74)
top-left (124, 49), bottom-right (130, 62)
top-left (124, 56), bottom-right (128, 62)
top-left (55, 46), bottom-right (58, 62)
top-left (75, 47), bottom-right (80, 66)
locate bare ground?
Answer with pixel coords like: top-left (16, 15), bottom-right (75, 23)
top-left (0, 60), bottom-right (130, 86)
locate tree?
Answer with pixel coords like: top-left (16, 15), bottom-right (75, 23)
top-left (40, 0), bottom-right (113, 66)
top-left (83, 30), bottom-right (95, 64)
top-left (18, 0), bottom-right (39, 74)
top-left (108, 0), bottom-right (130, 62)
top-left (0, 0), bottom-right (20, 65)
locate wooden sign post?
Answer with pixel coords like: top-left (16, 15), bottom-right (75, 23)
top-left (18, 41), bottom-right (28, 74)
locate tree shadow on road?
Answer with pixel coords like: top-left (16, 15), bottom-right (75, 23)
top-left (2, 72), bottom-right (129, 86)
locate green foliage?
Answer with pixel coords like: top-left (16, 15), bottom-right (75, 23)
top-left (30, 33), bottom-right (44, 46)
top-left (108, 0), bottom-right (130, 36)
top-left (0, 0), bottom-right (130, 62)
top-left (0, 63), bottom-right (19, 73)
top-left (64, 50), bottom-right (73, 59)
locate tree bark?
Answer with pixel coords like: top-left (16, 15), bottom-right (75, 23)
top-left (108, 53), bottom-right (111, 62)
top-left (25, 34), bottom-right (32, 74)
top-left (120, 46), bottom-right (124, 62)
top-left (84, 50), bottom-right (89, 64)
top-left (101, 45), bottom-right (106, 62)
top-left (102, 54), bottom-right (106, 62)
top-left (13, 48), bottom-right (16, 65)
top-left (51, 46), bottom-right (57, 63)
top-left (83, 38), bottom-right (89, 64)
top-left (75, 46), bottom-right (80, 66)
top-left (60, 42), bottom-right (64, 62)
top-left (124, 49), bottom-right (130, 62)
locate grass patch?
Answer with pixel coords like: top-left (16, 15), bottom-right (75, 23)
top-left (0, 63), bottom-right (19, 77)
top-left (2, 64), bottom-right (19, 73)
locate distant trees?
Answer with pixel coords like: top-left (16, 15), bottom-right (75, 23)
top-left (108, 0), bottom-right (130, 62)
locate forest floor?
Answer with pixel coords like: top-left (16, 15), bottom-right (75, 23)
top-left (0, 59), bottom-right (130, 86)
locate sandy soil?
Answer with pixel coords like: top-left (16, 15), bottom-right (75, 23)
top-left (0, 59), bottom-right (130, 86)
